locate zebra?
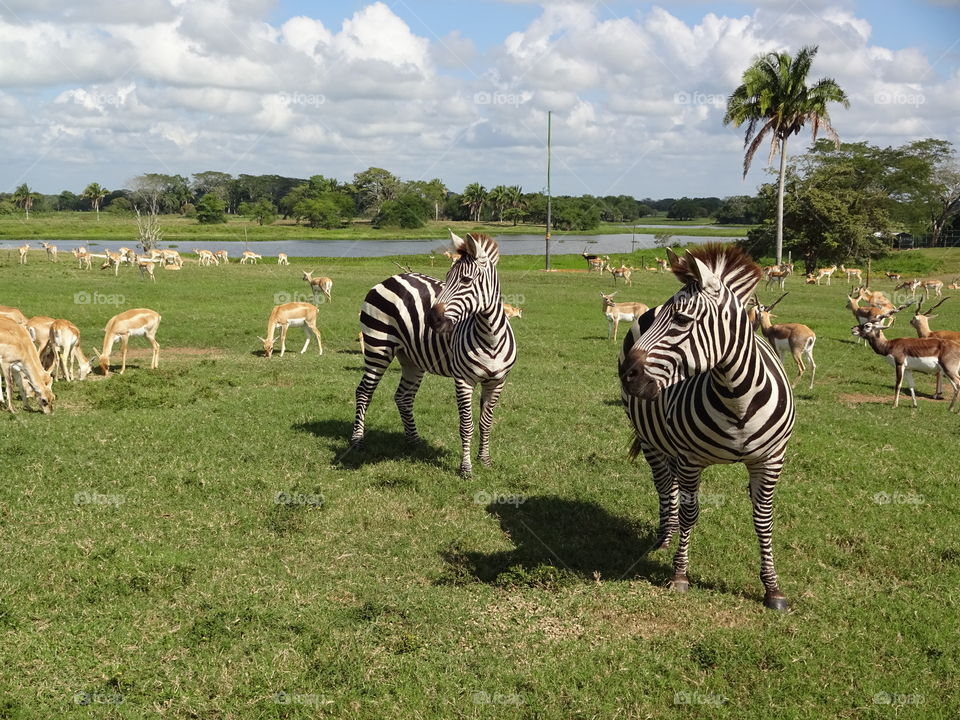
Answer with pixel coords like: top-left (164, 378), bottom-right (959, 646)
top-left (618, 244), bottom-right (796, 611)
top-left (350, 231), bottom-right (517, 477)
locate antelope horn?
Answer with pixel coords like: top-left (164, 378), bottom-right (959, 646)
top-left (767, 292), bottom-right (789, 311)
top-left (924, 296), bottom-right (950, 315)
top-left (881, 300), bottom-right (915, 320)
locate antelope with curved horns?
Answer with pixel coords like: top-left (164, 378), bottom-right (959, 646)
top-left (909, 297), bottom-right (960, 400)
top-left (303, 271), bottom-right (333, 304)
top-left (847, 290), bottom-right (895, 344)
top-left (852, 301), bottom-right (960, 410)
top-left (748, 293), bottom-right (817, 389)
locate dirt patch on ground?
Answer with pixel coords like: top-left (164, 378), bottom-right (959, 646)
top-left (115, 346), bottom-right (224, 359)
top-left (839, 393), bottom-right (891, 404)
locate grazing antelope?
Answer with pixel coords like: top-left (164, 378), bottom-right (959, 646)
top-left (160, 249), bottom-right (183, 268)
top-left (73, 247), bottom-right (92, 270)
top-left (0, 317), bottom-right (55, 414)
top-left (749, 293), bottom-right (817, 389)
top-left (885, 271), bottom-right (902, 282)
top-left (214, 249), bottom-right (229, 265)
top-left (40, 242), bottom-right (58, 262)
top-left (840, 264), bottom-right (863, 284)
top-left (0, 306), bottom-right (28, 326)
top-left (765, 265), bottom-right (792, 290)
top-left (194, 249), bottom-right (218, 266)
top-left (303, 271), bottom-right (333, 304)
top-left (258, 302), bottom-right (322, 358)
top-left (17, 243), bottom-right (29, 264)
top-left (46, 319), bottom-right (92, 381)
top-left (895, 279), bottom-right (921, 298)
top-left (277, 253), bottom-right (289, 266)
top-left (600, 292), bottom-right (648, 343)
top-left (26, 316), bottom-right (56, 351)
top-left (654, 257), bottom-right (669, 273)
top-left (609, 264), bottom-right (633, 286)
top-left (812, 265), bottom-right (837, 285)
top-left (502, 303), bottom-right (523, 319)
top-left (93, 308), bottom-right (161, 376)
top-left (948, 278), bottom-right (960, 290)
top-left (852, 304), bottom-right (960, 410)
top-left (922, 279), bottom-right (944, 300)
top-left (240, 251), bottom-right (262, 265)
top-left (909, 298), bottom-right (960, 399)
top-left (136, 255), bottom-right (159, 282)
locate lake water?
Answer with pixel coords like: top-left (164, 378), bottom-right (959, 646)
top-left (0, 232), bottom-right (744, 259)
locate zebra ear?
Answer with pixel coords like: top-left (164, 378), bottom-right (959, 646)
top-left (463, 233), bottom-right (489, 263)
top-left (688, 254), bottom-right (721, 295)
top-left (665, 248), bottom-right (681, 267)
top-left (449, 230), bottom-right (467, 252)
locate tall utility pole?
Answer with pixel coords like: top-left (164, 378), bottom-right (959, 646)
top-left (545, 110), bottom-right (552, 271)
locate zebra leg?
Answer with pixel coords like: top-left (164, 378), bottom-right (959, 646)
top-left (454, 378), bottom-right (476, 477)
top-left (640, 444), bottom-right (678, 550)
top-left (350, 344), bottom-right (395, 449)
top-left (394, 363), bottom-right (425, 443)
top-left (476, 379), bottom-right (506, 467)
top-left (669, 464), bottom-right (704, 593)
top-left (747, 460), bottom-right (788, 611)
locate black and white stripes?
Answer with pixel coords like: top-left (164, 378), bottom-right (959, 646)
top-left (618, 244), bottom-right (796, 611)
top-left (350, 232), bottom-right (517, 476)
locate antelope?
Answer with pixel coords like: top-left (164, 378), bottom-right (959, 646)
top-left (26, 316), bottom-right (56, 352)
top-left (895, 279), bottom-right (921, 298)
top-left (948, 278), bottom-right (960, 290)
top-left (654, 257), bottom-right (669, 273)
top-left (749, 293), bottom-right (817, 389)
top-left (136, 255), bottom-right (159, 282)
top-left (847, 290), bottom-right (895, 343)
top-left (73, 247), bottom-right (92, 270)
top-left (885, 271), bottom-right (902, 282)
top-left (160, 249), bottom-right (183, 268)
top-left (855, 287), bottom-right (895, 313)
top-left (194, 249), bottom-right (218, 266)
top-left (0, 317), bottom-right (55, 414)
top-left (922, 279), bottom-right (944, 300)
top-left (277, 253), bottom-right (289, 266)
top-left (503, 303), bottom-right (523, 319)
top-left (214, 249), bottom-right (229, 265)
top-left (258, 302), bottom-right (322, 358)
top-left (909, 298), bottom-right (960, 400)
top-left (765, 265), bottom-right (792, 290)
top-left (587, 255), bottom-right (609, 273)
top-left (0, 306), bottom-right (28, 326)
top-left (645, 265), bottom-right (659, 272)
top-left (840, 264), bottom-right (863, 284)
top-left (609, 264), bottom-right (633, 286)
top-left (45, 319), bottom-right (92, 381)
top-left (93, 308), bottom-right (161, 376)
top-left (303, 270), bottom-right (333, 304)
top-left (601, 292), bottom-right (649, 343)
top-left (443, 249), bottom-right (461, 264)
top-left (240, 251), bottom-right (262, 264)
top-left (852, 304), bottom-right (960, 410)
top-left (812, 265), bottom-right (836, 285)
top-left (17, 243), bottom-right (29, 264)
top-left (40, 242), bottom-right (58, 262)
top-left (95, 251), bottom-right (123, 276)
top-left (118, 247), bottom-right (136, 264)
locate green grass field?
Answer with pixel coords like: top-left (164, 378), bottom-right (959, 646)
top-left (0, 212), bottom-right (750, 242)
top-left (1, 247), bottom-right (959, 718)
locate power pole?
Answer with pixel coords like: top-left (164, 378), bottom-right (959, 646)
top-left (545, 110), bottom-right (552, 271)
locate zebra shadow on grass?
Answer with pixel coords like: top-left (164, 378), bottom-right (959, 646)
top-left (293, 419), bottom-right (449, 470)
top-left (439, 495), bottom-right (675, 589)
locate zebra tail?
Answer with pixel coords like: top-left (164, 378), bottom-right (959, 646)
top-left (628, 434), bottom-right (644, 462)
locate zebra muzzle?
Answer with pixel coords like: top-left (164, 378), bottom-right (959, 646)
top-left (426, 303), bottom-right (454, 334)
top-left (620, 348), bottom-right (661, 400)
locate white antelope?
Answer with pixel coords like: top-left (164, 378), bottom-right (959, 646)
top-left (303, 270), bottom-right (333, 304)
top-left (852, 303), bottom-right (960, 410)
top-left (118, 247), bottom-right (136, 264)
top-left (93, 308), bottom-right (162, 376)
top-left (600, 292), bottom-right (649, 343)
top-left (40, 242), bottom-right (58, 262)
top-left (258, 302), bottom-right (322, 358)
top-left (277, 253), bottom-right (289, 266)
top-left (240, 251), bottom-right (262, 264)
top-left (749, 293), bottom-right (817, 389)
top-left (502, 303), bottom-right (523, 319)
top-left (0, 317), bottom-right (55, 414)
top-left (46, 319), bottom-right (92, 381)
top-left (812, 265), bottom-right (836, 285)
top-left (840, 264), bottom-right (863, 284)
top-left (909, 297), bottom-right (960, 400)
top-left (609, 264), bottom-right (633, 286)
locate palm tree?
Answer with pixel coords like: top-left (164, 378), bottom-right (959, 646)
top-left (488, 185), bottom-right (511, 223)
top-left (12, 183), bottom-right (37, 219)
top-left (82, 182), bottom-right (109, 220)
top-left (461, 182), bottom-right (487, 223)
top-left (723, 45), bottom-right (849, 264)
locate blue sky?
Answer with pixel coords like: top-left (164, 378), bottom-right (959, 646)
top-left (0, 0), bottom-right (957, 197)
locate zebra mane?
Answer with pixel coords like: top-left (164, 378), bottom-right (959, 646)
top-left (462, 233), bottom-right (501, 264)
top-left (670, 243), bottom-right (761, 304)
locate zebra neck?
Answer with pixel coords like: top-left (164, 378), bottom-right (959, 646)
top-left (710, 332), bottom-right (770, 418)
top-left (469, 306), bottom-right (508, 348)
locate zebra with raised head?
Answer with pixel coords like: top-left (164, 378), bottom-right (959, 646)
top-left (618, 244), bottom-right (796, 611)
top-left (350, 231), bottom-right (517, 476)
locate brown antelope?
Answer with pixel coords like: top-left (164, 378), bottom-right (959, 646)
top-left (852, 303), bottom-right (960, 410)
top-left (895, 279), bottom-right (921, 298)
top-left (258, 302), bottom-right (322, 358)
top-left (214, 249), bottom-right (229, 265)
top-left (95, 251), bottom-right (123, 276)
top-left (72, 247), bottom-right (92, 270)
top-left (160, 249), bottom-right (183, 268)
top-left (45, 319), bottom-right (92, 381)
top-left (586, 255), bottom-right (609, 273)
top-left (948, 278), bottom-right (960, 290)
top-left (812, 265), bottom-right (836, 285)
top-left (749, 294), bottom-right (816, 389)
top-left (118, 247), bottom-right (136, 264)
top-left (601, 292), bottom-right (648, 343)
top-left (277, 253), bottom-right (289, 266)
top-left (922, 279), bottom-right (944, 300)
top-left (17, 243), bottom-right (29, 264)
top-left (847, 290), bottom-right (895, 343)
top-left (765, 265), bottom-right (792, 290)
top-left (654, 257), bottom-right (669, 273)
top-left (645, 264), bottom-right (659, 272)
top-left (609, 264), bottom-right (633, 286)
top-left (136, 255), bottom-right (158, 282)
top-left (93, 308), bottom-right (161, 376)
top-left (194, 249), bottom-right (218, 266)
top-left (0, 317), bottom-right (55, 414)
top-left (840, 264), bottom-right (863, 284)
top-left (502, 303), bottom-right (523, 319)
top-left (885, 271), bottom-right (902, 282)
top-left (240, 251), bottom-right (262, 264)
top-left (443, 249), bottom-right (462, 265)
top-left (909, 297), bottom-right (960, 399)
top-left (26, 316), bottom-right (55, 350)
top-left (303, 271), bottom-right (333, 303)
top-left (0, 306), bottom-right (28, 326)
top-left (40, 242), bottom-right (58, 262)
top-left (855, 287), bottom-right (895, 313)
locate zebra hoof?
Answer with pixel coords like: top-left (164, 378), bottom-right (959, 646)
top-left (349, 438), bottom-right (365, 450)
top-left (668, 575), bottom-right (690, 593)
top-left (763, 593), bottom-right (790, 612)
top-left (478, 455), bottom-right (492, 468)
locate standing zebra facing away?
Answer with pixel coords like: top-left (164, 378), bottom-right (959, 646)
top-left (350, 232), bottom-right (517, 477)
top-left (618, 244), bottom-right (796, 611)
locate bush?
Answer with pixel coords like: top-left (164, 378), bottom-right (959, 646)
top-left (195, 194), bottom-right (226, 224)
top-left (372, 194), bottom-right (430, 229)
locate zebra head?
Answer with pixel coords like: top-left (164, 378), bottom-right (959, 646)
top-left (426, 231), bottom-right (501, 334)
top-left (620, 244), bottom-right (760, 400)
